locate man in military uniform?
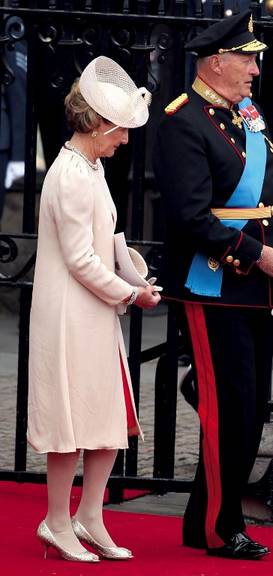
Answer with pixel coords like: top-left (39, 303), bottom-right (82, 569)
top-left (153, 10), bottom-right (273, 560)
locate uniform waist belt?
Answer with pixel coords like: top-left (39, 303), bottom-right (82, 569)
top-left (211, 206), bottom-right (273, 219)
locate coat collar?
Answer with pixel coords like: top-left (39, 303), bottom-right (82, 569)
top-left (192, 76), bottom-right (232, 109)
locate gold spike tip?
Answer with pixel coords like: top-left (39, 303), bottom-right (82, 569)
top-left (165, 93), bottom-right (189, 115)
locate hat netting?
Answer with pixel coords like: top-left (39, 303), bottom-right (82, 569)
top-left (79, 56), bottom-right (150, 128)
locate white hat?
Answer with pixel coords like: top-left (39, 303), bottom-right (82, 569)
top-left (79, 56), bottom-right (151, 128)
top-left (114, 232), bottom-right (149, 287)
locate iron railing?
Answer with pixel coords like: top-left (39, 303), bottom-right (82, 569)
top-left (1, 1), bottom-right (273, 501)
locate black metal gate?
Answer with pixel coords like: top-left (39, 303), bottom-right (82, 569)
top-left (1, 0), bottom-right (273, 500)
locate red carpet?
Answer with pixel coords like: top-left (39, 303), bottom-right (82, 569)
top-left (1, 481), bottom-right (273, 575)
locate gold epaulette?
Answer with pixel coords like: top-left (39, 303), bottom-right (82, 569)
top-left (165, 93), bottom-right (189, 115)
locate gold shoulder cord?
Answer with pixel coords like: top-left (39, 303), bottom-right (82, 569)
top-left (264, 135), bottom-right (273, 152)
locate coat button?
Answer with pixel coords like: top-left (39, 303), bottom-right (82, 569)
top-left (262, 219), bottom-right (269, 227)
top-left (259, 202), bottom-right (264, 208)
top-left (242, 151), bottom-right (246, 158)
top-left (220, 123), bottom-right (225, 130)
top-left (226, 255), bottom-right (234, 263)
top-left (233, 259), bottom-right (240, 267)
top-left (209, 108), bottom-right (215, 116)
top-left (231, 137), bottom-right (235, 143)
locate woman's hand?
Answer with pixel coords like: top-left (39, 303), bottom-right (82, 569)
top-left (134, 284), bottom-right (161, 309)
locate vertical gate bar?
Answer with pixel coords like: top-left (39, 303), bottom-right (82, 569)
top-left (173, 0), bottom-right (188, 17)
top-left (84, 0), bottom-right (93, 11)
top-left (125, 8), bottom-right (152, 475)
top-left (250, 1), bottom-right (260, 18)
top-left (158, 0), bottom-right (165, 15)
top-left (14, 286), bottom-right (32, 471)
top-left (0, 18), bottom-right (3, 148)
top-left (122, 1), bottom-right (130, 14)
top-left (125, 305), bottom-right (143, 476)
top-left (22, 18), bottom-right (38, 234)
top-left (101, 0), bottom-right (111, 13)
top-left (131, 126), bottom-right (146, 241)
top-left (194, 0), bottom-right (203, 18)
top-left (14, 15), bottom-right (38, 471)
top-left (212, 1), bottom-right (224, 18)
top-left (153, 305), bottom-right (179, 479)
top-left (259, 28), bottom-right (273, 142)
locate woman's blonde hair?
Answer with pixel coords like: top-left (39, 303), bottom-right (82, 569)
top-left (64, 79), bottom-right (101, 133)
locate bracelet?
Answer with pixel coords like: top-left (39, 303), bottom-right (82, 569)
top-left (124, 288), bottom-right (138, 306)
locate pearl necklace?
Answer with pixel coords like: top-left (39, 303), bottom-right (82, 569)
top-left (64, 141), bottom-right (99, 171)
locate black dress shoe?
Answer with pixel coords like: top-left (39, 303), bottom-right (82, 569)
top-left (207, 532), bottom-right (269, 559)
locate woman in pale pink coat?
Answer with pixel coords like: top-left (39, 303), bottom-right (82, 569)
top-left (27, 56), bottom-right (160, 563)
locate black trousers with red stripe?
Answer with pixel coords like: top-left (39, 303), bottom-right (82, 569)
top-left (175, 302), bottom-right (273, 549)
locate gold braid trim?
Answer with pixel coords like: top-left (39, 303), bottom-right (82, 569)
top-left (264, 135), bottom-right (273, 150)
top-left (192, 76), bottom-right (230, 108)
top-left (218, 39), bottom-right (267, 53)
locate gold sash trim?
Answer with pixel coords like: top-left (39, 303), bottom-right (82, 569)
top-left (211, 206), bottom-right (273, 219)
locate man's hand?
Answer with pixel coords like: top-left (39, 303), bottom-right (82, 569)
top-left (256, 245), bottom-right (273, 277)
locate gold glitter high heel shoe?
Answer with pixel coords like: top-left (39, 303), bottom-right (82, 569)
top-left (37, 520), bottom-right (100, 562)
top-left (72, 517), bottom-right (133, 560)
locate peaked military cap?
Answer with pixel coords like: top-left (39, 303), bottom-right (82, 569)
top-left (185, 10), bottom-right (267, 57)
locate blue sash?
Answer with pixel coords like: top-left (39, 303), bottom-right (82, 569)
top-left (185, 98), bottom-right (266, 297)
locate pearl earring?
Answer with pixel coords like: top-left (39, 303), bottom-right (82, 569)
top-left (91, 131), bottom-right (97, 138)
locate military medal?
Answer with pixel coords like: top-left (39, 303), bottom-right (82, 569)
top-left (238, 104), bottom-right (265, 132)
top-left (208, 257), bottom-right (220, 272)
top-left (231, 110), bottom-right (244, 129)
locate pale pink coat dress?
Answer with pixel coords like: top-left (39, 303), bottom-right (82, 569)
top-left (27, 146), bottom-right (142, 453)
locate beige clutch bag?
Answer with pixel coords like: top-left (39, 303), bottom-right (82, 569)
top-left (114, 232), bottom-right (149, 287)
